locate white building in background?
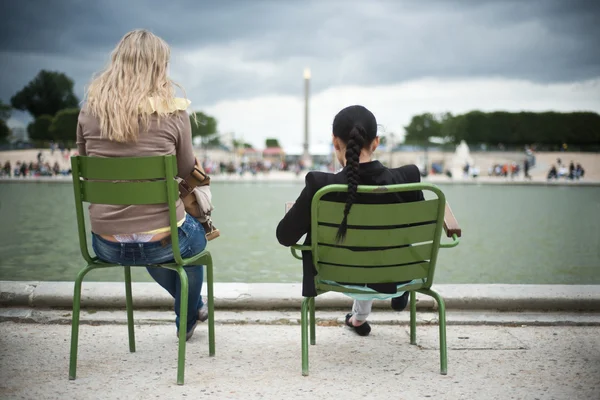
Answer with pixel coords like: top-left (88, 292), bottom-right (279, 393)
top-left (10, 127), bottom-right (27, 142)
top-left (7, 119), bottom-right (28, 143)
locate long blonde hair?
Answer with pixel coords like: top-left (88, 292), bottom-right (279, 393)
top-left (85, 29), bottom-right (184, 142)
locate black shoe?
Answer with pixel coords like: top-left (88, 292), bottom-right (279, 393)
top-left (345, 313), bottom-right (371, 336)
top-left (391, 291), bottom-right (410, 311)
top-left (176, 319), bottom-right (199, 341)
top-left (198, 303), bottom-right (208, 322)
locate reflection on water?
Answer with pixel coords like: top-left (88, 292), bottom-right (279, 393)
top-left (0, 182), bottom-right (598, 283)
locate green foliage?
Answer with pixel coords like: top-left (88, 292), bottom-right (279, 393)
top-left (190, 111), bottom-right (220, 147)
top-left (405, 111), bottom-right (600, 146)
top-left (0, 119), bottom-right (9, 141)
top-left (0, 100), bottom-right (11, 141)
top-left (232, 139), bottom-right (253, 149)
top-left (0, 100), bottom-right (11, 121)
top-left (49, 108), bottom-right (80, 141)
top-left (454, 111), bottom-right (600, 145)
top-left (404, 113), bottom-right (443, 143)
top-left (265, 138), bottom-right (280, 148)
top-left (190, 111), bottom-right (218, 138)
top-left (28, 115), bottom-right (54, 142)
top-left (11, 70), bottom-right (79, 118)
top-left (206, 136), bottom-right (222, 146)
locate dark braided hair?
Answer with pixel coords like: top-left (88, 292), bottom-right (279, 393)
top-left (332, 106), bottom-right (378, 243)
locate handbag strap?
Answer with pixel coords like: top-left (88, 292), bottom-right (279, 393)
top-left (179, 160), bottom-right (211, 199)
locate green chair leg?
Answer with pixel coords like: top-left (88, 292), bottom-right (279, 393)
top-left (69, 264), bottom-right (96, 380)
top-left (124, 266), bottom-right (136, 353)
top-left (410, 291), bottom-right (417, 345)
top-left (421, 289), bottom-right (447, 375)
top-left (175, 267), bottom-right (189, 385)
top-left (206, 258), bottom-right (215, 356)
top-left (309, 297), bottom-right (316, 345)
top-left (301, 297), bottom-right (310, 376)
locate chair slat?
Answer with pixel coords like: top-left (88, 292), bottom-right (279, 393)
top-left (316, 262), bottom-right (430, 283)
top-left (316, 281), bottom-right (427, 295)
top-left (317, 243), bottom-right (432, 266)
top-left (317, 199), bottom-right (439, 226)
top-left (76, 156), bottom-right (175, 180)
top-left (317, 223), bottom-right (436, 247)
top-left (80, 180), bottom-right (169, 205)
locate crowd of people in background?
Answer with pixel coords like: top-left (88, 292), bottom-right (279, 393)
top-left (202, 159), bottom-right (283, 175)
top-left (547, 159), bottom-right (585, 181)
top-left (1, 151), bottom-right (330, 179)
top-left (201, 158), bottom-right (333, 177)
top-left (0, 147), bottom-right (590, 183)
top-left (485, 146), bottom-right (535, 180)
top-left (49, 141), bottom-right (73, 162)
top-left (0, 150), bottom-right (73, 178)
top-left (487, 162), bottom-right (524, 178)
top-left (0, 160), bottom-right (72, 178)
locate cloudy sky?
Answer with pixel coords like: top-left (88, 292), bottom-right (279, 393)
top-left (1, 0), bottom-right (599, 150)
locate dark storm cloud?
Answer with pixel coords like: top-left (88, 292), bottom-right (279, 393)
top-left (1, 0), bottom-right (599, 106)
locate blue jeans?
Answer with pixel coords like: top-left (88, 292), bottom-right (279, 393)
top-left (92, 215), bottom-right (207, 331)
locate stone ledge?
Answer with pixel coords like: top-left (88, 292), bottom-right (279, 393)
top-left (2, 308), bottom-right (600, 327)
top-left (1, 281), bottom-right (599, 311)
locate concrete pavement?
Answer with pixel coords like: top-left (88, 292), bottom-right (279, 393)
top-left (1, 317), bottom-right (599, 399)
top-left (1, 282), bottom-right (599, 398)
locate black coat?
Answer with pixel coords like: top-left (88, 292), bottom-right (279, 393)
top-left (276, 161), bottom-right (425, 297)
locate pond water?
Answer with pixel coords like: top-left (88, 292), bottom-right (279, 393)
top-left (0, 182), bottom-right (598, 283)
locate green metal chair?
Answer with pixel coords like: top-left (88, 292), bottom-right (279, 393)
top-left (68, 155), bottom-right (215, 385)
top-left (290, 183), bottom-right (461, 376)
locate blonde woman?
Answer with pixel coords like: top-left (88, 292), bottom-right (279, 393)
top-left (77, 30), bottom-right (207, 340)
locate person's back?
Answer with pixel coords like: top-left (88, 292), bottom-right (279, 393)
top-left (77, 29), bottom-right (209, 341)
top-left (78, 105), bottom-right (193, 235)
top-left (276, 105), bottom-right (423, 336)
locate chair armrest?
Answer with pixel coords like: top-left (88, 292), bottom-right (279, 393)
top-left (290, 244), bottom-right (311, 260)
top-left (443, 202), bottom-right (461, 238)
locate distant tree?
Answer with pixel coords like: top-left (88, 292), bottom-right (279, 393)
top-left (0, 100), bottom-right (11, 121)
top-left (189, 111), bottom-right (217, 138)
top-left (265, 138), bottom-right (281, 148)
top-left (206, 136), bottom-right (222, 147)
top-left (27, 115), bottom-right (54, 142)
top-left (49, 108), bottom-right (80, 141)
top-left (234, 141), bottom-right (253, 149)
top-left (0, 119), bottom-right (9, 141)
top-left (437, 112), bottom-right (456, 140)
top-left (407, 110), bottom-right (600, 146)
top-left (404, 113), bottom-right (442, 144)
top-left (190, 111), bottom-right (220, 147)
top-left (232, 139), bottom-right (253, 149)
top-left (11, 70), bottom-right (79, 118)
top-left (0, 100), bottom-right (11, 141)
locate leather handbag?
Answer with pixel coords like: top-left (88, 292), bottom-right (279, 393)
top-left (179, 158), bottom-right (220, 240)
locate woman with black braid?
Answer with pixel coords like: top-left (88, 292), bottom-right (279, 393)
top-left (335, 122), bottom-right (365, 243)
top-left (276, 105), bottom-right (424, 336)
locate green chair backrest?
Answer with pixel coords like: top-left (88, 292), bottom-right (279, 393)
top-left (70, 155), bottom-right (184, 264)
top-left (310, 183), bottom-right (446, 290)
